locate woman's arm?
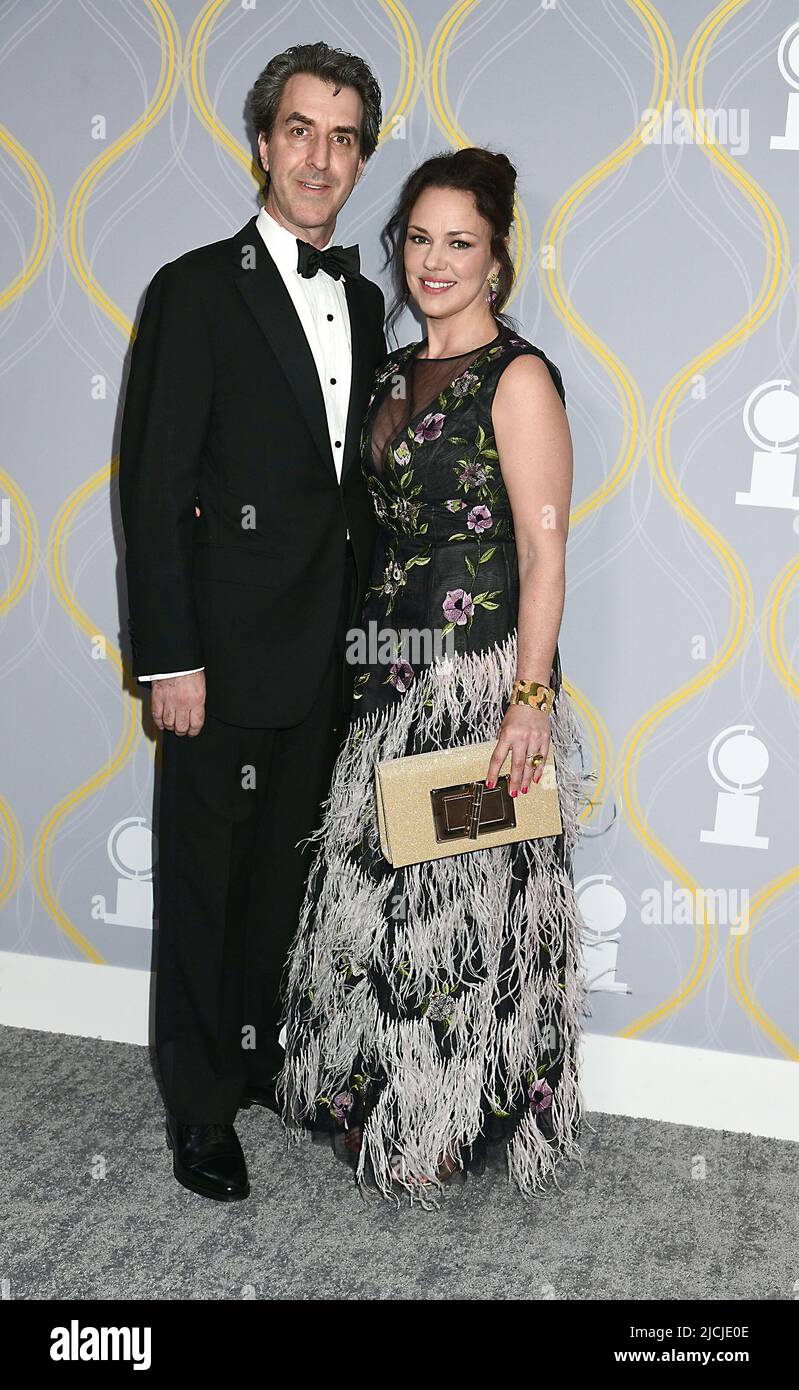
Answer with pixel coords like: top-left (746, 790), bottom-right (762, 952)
top-left (485, 352), bottom-right (574, 795)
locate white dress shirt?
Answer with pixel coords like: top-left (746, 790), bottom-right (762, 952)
top-left (139, 206), bottom-right (354, 681)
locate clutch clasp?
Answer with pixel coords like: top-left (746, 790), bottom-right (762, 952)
top-left (430, 775), bottom-right (516, 843)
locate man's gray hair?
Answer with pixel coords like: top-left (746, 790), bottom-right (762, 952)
top-left (247, 40), bottom-right (382, 185)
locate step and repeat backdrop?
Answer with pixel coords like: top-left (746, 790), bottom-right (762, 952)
top-left (1, 0), bottom-right (798, 1066)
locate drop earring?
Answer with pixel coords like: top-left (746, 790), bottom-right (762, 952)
top-left (486, 271), bottom-right (500, 307)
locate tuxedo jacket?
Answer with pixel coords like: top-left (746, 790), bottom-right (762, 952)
top-left (119, 213), bottom-right (386, 728)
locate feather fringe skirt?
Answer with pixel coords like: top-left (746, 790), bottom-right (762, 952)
top-left (276, 631), bottom-right (595, 1208)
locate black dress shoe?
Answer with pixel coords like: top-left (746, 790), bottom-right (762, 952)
top-left (239, 1082), bottom-right (280, 1116)
top-left (164, 1112), bottom-right (250, 1201)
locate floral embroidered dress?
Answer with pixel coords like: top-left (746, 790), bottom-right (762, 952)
top-left (277, 321), bottom-right (592, 1206)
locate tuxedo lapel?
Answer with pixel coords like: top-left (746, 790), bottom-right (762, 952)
top-left (341, 273), bottom-right (368, 484)
top-left (233, 217), bottom-right (335, 481)
top-left (232, 215), bottom-right (368, 486)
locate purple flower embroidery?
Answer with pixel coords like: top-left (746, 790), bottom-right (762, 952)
top-left (451, 370), bottom-right (479, 398)
top-left (388, 660), bottom-right (415, 692)
top-left (393, 497), bottom-right (420, 528)
top-left (528, 1077), bottom-right (553, 1114)
top-left (442, 589), bottom-right (475, 625)
top-left (445, 498), bottom-right (466, 513)
top-left (458, 460), bottom-right (488, 488)
top-left (467, 505), bottom-right (493, 534)
top-left (414, 412), bottom-right (445, 444)
top-left (425, 992), bottom-right (452, 1022)
top-left (380, 559), bottom-right (407, 598)
top-left (331, 1091), bottom-right (354, 1124)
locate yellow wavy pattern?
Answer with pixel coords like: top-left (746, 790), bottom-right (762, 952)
top-left (727, 557), bottom-right (799, 1059)
top-left (33, 0), bottom-right (414, 957)
top-left (63, 0), bottom-right (181, 336)
top-left (185, 1), bottom-right (252, 178)
top-left (426, 1), bottom-right (531, 293)
top-left (0, 797), bottom-right (23, 916)
top-left (8, 1), bottom-right (793, 1050)
top-left (378, 0), bottom-right (423, 144)
top-left (540, 0), bottom-right (677, 840)
top-left (621, 0), bottom-right (791, 1040)
top-left (0, 122), bottom-right (55, 311)
top-left (426, 0), bottom-right (617, 825)
top-left (34, 466), bottom-right (141, 962)
top-left (32, 0), bottom-right (181, 959)
top-left (0, 124), bottom-right (55, 920)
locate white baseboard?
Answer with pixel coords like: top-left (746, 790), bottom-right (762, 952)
top-left (2, 951), bottom-right (797, 1144)
top-left (579, 1031), bottom-right (799, 1142)
top-left (0, 951), bottom-right (153, 1046)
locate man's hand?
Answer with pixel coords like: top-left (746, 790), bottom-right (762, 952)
top-left (151, 671), bottom-right (206, 736)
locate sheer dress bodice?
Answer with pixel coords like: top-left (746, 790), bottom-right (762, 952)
top-left (353, 321), bottom-right (567, 709)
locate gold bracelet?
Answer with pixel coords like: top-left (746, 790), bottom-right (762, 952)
top-left (510, 678), bottom-right (555, 714)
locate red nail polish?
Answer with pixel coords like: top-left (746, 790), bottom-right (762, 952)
top-left (521, 785), bottom-right (528, 794)
top-left (510, 788), bottom-right (518, 798)
top-left (485, 780), bottom-right (494, 789)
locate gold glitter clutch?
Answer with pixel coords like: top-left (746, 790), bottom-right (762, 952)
top-left (374, 741), bottom-right (562, 869)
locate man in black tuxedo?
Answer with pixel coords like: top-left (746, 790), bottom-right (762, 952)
top-left (119, 43), bottom-right (386, 1200)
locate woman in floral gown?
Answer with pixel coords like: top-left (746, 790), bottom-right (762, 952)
top-left (276, 148), bottom-right (592, 1206)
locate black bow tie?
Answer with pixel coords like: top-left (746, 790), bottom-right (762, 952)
top-left (296, 239), bottom-right (360, 281)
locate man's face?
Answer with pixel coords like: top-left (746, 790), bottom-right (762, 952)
top-left (258, 72), bottom-right (366, 241)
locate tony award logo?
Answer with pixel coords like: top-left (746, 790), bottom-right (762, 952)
top-left (96, 817), bottom-right (157, 929)
top-left (770, 22), bottom-right (799, 151)
top-left (735, 379), bottom-right (799, 512)
top-left (577, 875), bottom-right (629, 994)
top-left (700, 726), bottom-right (769, 849)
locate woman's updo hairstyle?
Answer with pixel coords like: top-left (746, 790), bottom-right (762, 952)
top-left (381, 146), bottom-right (519, 343)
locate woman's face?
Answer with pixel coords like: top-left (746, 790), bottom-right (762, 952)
top-left (403, 185), bottom-right (499, 324)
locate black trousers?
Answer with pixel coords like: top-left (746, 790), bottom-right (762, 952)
top-left (154, 542), bottom-right (357, 1123)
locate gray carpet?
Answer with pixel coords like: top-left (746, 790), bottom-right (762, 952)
top-left (2, 1023), bottom-right (796, 1300)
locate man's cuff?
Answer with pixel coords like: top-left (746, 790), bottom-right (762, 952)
top-left (138, 667), bottom-right (205, 681)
